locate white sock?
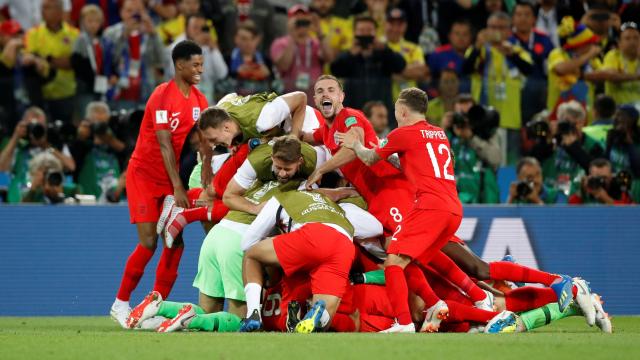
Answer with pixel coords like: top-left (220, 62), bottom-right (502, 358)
top-left (244, 283), bottom-right (262, 319)
top-left (319, 309), bottom-right (331, 328)
top-left (113, 298), bottom-right (129, 308)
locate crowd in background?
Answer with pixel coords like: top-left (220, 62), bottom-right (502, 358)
top-left (0, 0), bottom-right (638, 205)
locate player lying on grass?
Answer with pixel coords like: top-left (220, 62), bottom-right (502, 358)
top-left (239, 190), bottom-right (382, 333)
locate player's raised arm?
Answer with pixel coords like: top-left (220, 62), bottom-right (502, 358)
top-left (342, 127), bottom-right (381, 166)
top-left (156, 130), bottom-right (189, 208)
top-left (223, 178), bottom-right (265, 215)
top-left (240, 197), bottom-right (280, 251)
top-left (278, 91), bottom-right (307, 138)
top-left (305, 147), bottom-right (357, 190)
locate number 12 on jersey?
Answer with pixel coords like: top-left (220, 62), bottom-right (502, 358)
top-left (426, 142), bottom-right (455, 181)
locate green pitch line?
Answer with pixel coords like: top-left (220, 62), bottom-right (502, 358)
top-left (0, 317), bottom-right (639, 360)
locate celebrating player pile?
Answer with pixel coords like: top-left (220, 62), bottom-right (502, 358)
top-left (120, 67), bottom-right (612, 334)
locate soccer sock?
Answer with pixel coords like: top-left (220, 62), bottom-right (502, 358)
top-left (319, 309), bottom-right (331, 328)
top-left (504, 286), bottom-right (559, 312)
top-left (157, 301), bottom-right (205, 318)
top-left (153, 246), bottom-right (184, 299)
top-left (186, 188), bottom-right (203, 208)
top-left (445, 300), bottom-right (499, 323)
top-left (520, 303), bottom-right (581, 331)
top-left (181, 206), bottom-right (211, 223)
top-left (245, 283), bottom-right (262, 319)
top-left (188, 312), bottom-right (242, 332)
top-left (363, 270), bottom-right (386, 285)
top-left (384, 265), bottom-right (412, 325)
top-left (489, 262), bottom-right (560, 286)
top-left (330, 313), bottom-right (356, 332)
top-left (116, 244), bottom-right (155, 301)
top-left (404, 263), bottom-right (440, 308)
top-left (429, 252), bottom-right (487, 303)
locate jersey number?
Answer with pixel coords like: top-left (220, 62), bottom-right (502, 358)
top-left (426, 142), bottom-right (455, 181)
top-left (391, 225), bottom-right (402, 241)
top-left (170, 118), bottom-right (180, 132)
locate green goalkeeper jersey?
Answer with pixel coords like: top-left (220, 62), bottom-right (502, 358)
top-left (217, 92), bottom-right (282, 142)
top-left (225, 180), bottom-right (302, 225)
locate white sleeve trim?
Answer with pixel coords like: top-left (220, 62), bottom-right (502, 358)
top-left (256, 96), bottom-right (291, 133)
top-left (340, 203), bottom-right (383, 239)
top-left (241, 197), bottom-right (281, 251)
top-left (232, 159), bottom-right (257, 190)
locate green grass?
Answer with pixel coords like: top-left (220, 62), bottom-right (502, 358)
top-left (1, 317), bottom-right (639, 360)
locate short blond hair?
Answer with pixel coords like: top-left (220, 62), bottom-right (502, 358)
top-left (557, 100), bottom-right (586, 122)
top-left (80, 4), bottom-right (104, 24)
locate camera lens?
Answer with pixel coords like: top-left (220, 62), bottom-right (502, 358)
top-left (46, 171), bottom-right (64, 187)
top-left (516, 181), bottom-right (533, 199)
top-left (28, 122), bottom-right (46, 140)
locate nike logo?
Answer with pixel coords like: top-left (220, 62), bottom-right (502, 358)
top-left (171, 112), bottom-right (181, 117)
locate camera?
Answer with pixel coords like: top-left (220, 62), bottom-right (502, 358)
top-left (515, 180), bottom-right (533, 199)
top-left (587, 176), bottom-right (606, 190)
top-left (609, 171), bottom-right (632, 200)
top-left (294, 19), bottom-right (311, 28)
top-left (46, 170), bottom-right (64, 187)
top-left (27, 121), bottom-right (46, 140)
top-left (556, 119), bottom-right (577, 137)
top-left (453, 105), bottom-right (499, 140)
top-left (91, 121), bottom-right (110, 137)
top-left (355, 35), bottom-right (374, 48)
top-left (526, 119), bottom-right (550, 141)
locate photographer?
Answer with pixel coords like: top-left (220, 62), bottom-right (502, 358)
top-left (604, 105), bottom-right (640, 202)
top-left (0, 106), bottom-right (75, 203)
top-left (447, 103), bottom-right (501, 204)
top-left (22, 151), bottom-right (74, 204)
top-left (71, 101), bottom-right (125, 203)
top-left (529, 101), bottom-right (603, 197)
top-left (330, 15), bottom-right (406, 124)
top-left (568, 158), bottom-right (633, 205)
top-left (507, 157), bottom-right (557, 205)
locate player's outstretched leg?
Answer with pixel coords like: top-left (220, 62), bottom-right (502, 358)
top-left (127, 291), bottom-right (163, 328)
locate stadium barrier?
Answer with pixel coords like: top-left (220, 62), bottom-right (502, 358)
top-left (1, 205), bottom-right (638, 316)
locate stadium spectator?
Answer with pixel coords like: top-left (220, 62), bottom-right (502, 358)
top-left (330, 16), bottom-right (406, 125)
top-left (510, 1), bottom-right (555, 125)
top-left (270, 5), bottom-right (327, 104)
top-left (426, 69), bottom-right (460, 126)
top-left (102, 0), bottom-right (165, 110)
top-left (507, 156), bottom-right (558, 204)
top-left (24, 0), bottom-right (79, 124)
top-left (165, 13), bottom-right (228, 103)
top-left (582, 3), bottom-right (617, 62)
top-left (536, 0), bottom-right (561, 47)
top-left (362, 100), bottom-right (389, 139)
top-left (156, 0), bottom-right (217, 46)
top-left (427, 19), bottom-right (473, 93)
top-left (217, 0), bottom-right (276, 57)
top-left (602, 21), bottom-right (640, 106)
top-left (69, 0), bottom-right (122, 27)
top-left (310, 0), bottom-right (352, 68)
top-left (463, 11), bottom-right (533, 164)
top-left (385, 8), bottom-right (429, 101)
top-left (71, 101), bottom-right (125, 203)
top-left (222, 21), bottom-right (272, 96)
top-left (0, 0), bottom-right (72, 31)
top-left (546, 16), bottom-right (605, 119)
top-left (0, 20), bottom-right (24, 133)
top-left (360, 0), bottom-right (390, 41)
top-left (568, 158), bottom-right (634, 205)
top-left (396, 0), bottom-right (438, 46)
top-left (604, 105), bottom-right (640, 202)
top-left (0, 106), bottom-right (75, 203)
top-left (72, 5), bottom-right (113, 116)
top-left (582, 94), bottom-right (615, 145)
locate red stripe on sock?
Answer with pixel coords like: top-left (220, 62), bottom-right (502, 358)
top-left (489, 262), bottom-right (560, 286)
top-left (116, 244), bottom-right (155, 301)
top-left (186, 188), bottom-right (204, 208)
top-left (384, 265), bottom-right (412, 325)
top-left (153, 246), bottom-right (184, 299)
top-left (504, 286), bottom-right (558, 312)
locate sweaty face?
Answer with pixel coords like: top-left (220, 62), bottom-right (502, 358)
top-left (314, 79), bottom-right (344, 119)
top-left (271, 157), bottom-right (302, 183)
top-left (202, 124), bottom-right (235, 148)
top-left (177, 54), bottom-right (204, 85)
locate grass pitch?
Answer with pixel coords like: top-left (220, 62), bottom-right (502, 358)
top-left (1, 316), bottom-right (639, 360)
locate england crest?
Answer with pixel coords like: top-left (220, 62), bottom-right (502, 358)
top-left (193, 107), bottom-right (201, 121)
